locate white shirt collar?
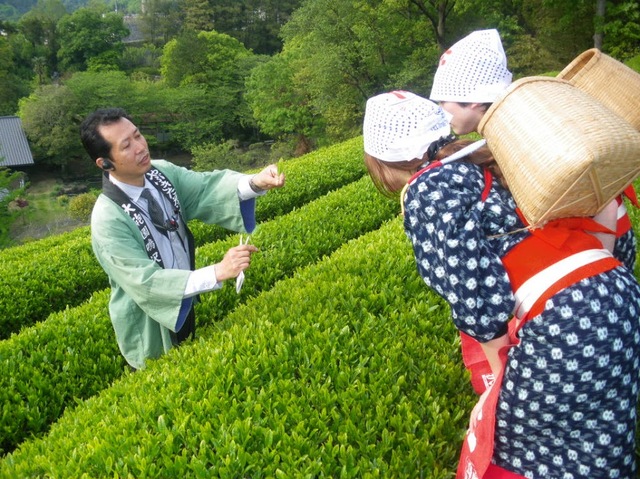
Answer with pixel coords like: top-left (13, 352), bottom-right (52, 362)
top-left (108, 174), bottom-right (155, 202)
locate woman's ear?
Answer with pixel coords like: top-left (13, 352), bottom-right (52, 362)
top-left (470, 103), bottom-right (491, 113)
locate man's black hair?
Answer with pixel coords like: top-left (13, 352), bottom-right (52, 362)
top-left (79, 108), bottom-right (132, 161)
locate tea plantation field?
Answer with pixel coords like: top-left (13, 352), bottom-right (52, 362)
top-left (1, 136), bottom-right (639, 478)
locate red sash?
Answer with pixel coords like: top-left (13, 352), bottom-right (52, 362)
top-left (463, 189), bottom-right (636, 396)
top-left (616, 185), bottom-right (638, 236)
top-left (624, 184), bottom-right (639, 208)
top-left (456, 214), bottom-right (621, 479)
top-left (460, 332), bottom-right (495, 394)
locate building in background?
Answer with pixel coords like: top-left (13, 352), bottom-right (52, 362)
top-left (0, 116), bottom-right (34, 170)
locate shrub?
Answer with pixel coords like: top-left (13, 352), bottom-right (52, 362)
top-left (56, 194), bottom-right (69, 207)
top-left (0, 229), bottom-right (108, 339)
top-left (67, 192), bottom-right (98, 221)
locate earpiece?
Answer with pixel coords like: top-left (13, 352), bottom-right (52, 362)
top-left (100, 158), bottom-right (114, 170)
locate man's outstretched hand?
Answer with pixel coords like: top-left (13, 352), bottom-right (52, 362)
top-left (251, 164), bottom-right (285, 191)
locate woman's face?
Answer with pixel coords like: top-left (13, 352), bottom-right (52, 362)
top-left (439, 102), bottom-right (486, 135)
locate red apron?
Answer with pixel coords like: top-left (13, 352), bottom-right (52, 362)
top-left (617, 185), bottom-right (639, 237)
top-left (456, 210), bottom-right (621, 479)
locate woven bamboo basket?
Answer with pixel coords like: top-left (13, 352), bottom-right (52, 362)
top-left (558, 48), bottom-right (640, 132)
top-left (477, 76), bottom-right (640, 227)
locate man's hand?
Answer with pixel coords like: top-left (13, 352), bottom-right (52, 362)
top-left (214, 244), bottom-right (258, 282)
top-left (251, 164), bottom-right (285, 191)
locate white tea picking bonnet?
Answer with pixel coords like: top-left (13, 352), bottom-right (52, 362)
top-left (430, 29), bottom-right (512, 103)
top-left (363, 91), bottom-right (452, 163)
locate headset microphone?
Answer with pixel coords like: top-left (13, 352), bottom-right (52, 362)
top-left (166, 218), bottom-right (179, 231)
top-left (165, 206), bottom-right (180, 231)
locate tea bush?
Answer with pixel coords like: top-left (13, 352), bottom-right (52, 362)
top-left (5, 138), bottom-right (638, 476)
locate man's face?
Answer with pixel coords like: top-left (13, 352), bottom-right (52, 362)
top-left (439, 101), bottom-right (485, 136)
top-left (98, 117), bottom-right (151, 186)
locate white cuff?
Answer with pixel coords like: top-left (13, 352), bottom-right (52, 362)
top-left (237, 175), bottom-right (266, 201)
top-left (184, 265), bottom-right (222, 297)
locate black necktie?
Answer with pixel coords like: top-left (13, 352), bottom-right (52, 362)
top-left (140, 188), bottom-right (166, 230)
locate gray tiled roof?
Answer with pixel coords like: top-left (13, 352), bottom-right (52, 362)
top-left (0, 116), bottom-right (35, 167)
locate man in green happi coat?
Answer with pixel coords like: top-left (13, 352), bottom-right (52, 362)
top-left (80, 108), bottom-right (285, 370)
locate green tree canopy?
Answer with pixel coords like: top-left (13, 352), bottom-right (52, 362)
top-left (603, 1), bottom-right (640, 59)
top-left (18, 82), bottom-right (84, 168)
top-left (138, 0), bottom-right (182, 46)
top-left (8, 0), bottom-right (640, 172)
top-left (160, 29), bottom-right (258, 142)
top-left (160, 29), bottom-right (252, 88)
top-left (56, 7), bottom-right (129, 72)
top-left (19, 70), bottom-right (138, 168)
top-left (245, 44), bottom-right (323, 153)
top-left (17, 0), bottom-right (66, 79)
top-left (181, 0), bottom-right (302, 55)
top-left (18, 68), bottom-right (259, 168)
top-left (277, 0), bottom-right (441, 142)
top-left (0, 31), bottom-right (32, 114)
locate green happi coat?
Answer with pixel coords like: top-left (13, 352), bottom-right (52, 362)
top-left (91, 160), bottom-right (253, 369)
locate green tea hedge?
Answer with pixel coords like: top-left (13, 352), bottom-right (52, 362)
top-left (0, 232), bottom-right (110, 339)
top-left (0, 137), bottom-right (366, 339)
top-left (187, 136), bottom-right (367, 244)
top-left (0, 289), bottom-right (123, 456)
top-left (1, 219), bottom-right (475, 478)
top-left (0, 176), bottom-right (397, 456)
top-left (195, 176), bottom-right (398, 326)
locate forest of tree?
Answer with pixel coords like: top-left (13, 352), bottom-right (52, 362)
top-left (0, 0), bottom-right (639, 176)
